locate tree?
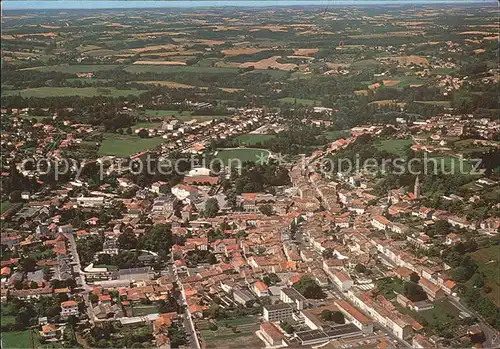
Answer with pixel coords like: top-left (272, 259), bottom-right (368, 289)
top-left (126, 127), bottom-right (133, 135)
top-left (403, 281), bottom-right (427, 302)
top-left (137, 129), bottom-right (149, 138)
top-left (354, 264), bottom-right (366, 273)
top-left (293, 276), bottom-right (326, 299)
top-left (19, 257), bottom-right (37, 272)
top-left (409, 272), bottom-right (420, 284)
top-left (322, 248), bottom-right (334, 259)
top-left (281, 321), bottom-right (294, 334)
top-left (204, 198), bottom-right (220, 218)
top-left (117, 229), bottom-right (138, 250)
top-left (9, 190), bottom-right (22, 203)
top-left (258, 204), bottom-right (274, 216)
top-left (321, 310), bottom-right (345, 324)
top-left (209, 323), bottom-right (218, 331)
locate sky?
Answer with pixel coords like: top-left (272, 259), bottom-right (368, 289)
top-left (2, 0), bottom-right (495, 10)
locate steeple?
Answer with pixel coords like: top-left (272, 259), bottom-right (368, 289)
top-left (414, 175), bottom-right (421, 199)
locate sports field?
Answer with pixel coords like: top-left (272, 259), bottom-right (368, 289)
top-left (98, 133), bottom-right (164, 157)
top-left (214, 148), bottom-right (271, 166)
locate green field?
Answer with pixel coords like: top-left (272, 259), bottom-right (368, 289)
top-left (279, 97), bottom-right (320, 106)
top-left (324, 130), bottom-right (350, 141)
top-left (375, 139), bottom-right (412, 157)
top-left (235, 134), bottom-right (275, 146)
top-left (376, 278), bottom-right (404, 300)
top-left (0, 201), bottom-right (13, 214)
top-left (469, 246), bottom-right (500, 306)
top-left (199, 316), bottom-right (261, 349)
top-left (3, 87), bottom-right (145, 98)
top-left (132, 122), bottom-right (163, 130)
top-left (21, 64), bottom-right (121, 73)
top-left (1, 330), bottom-right (33, 349)
top-left (214, 148), bottom-right (271, 166)
top-left (98, 133), bottom-right (164, 157)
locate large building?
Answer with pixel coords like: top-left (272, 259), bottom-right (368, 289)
top-left (259, 322), bottom-right (286, 346)
top-left (263, 303), bottom-right (294, 322)
top-left (280, 287), bottom-right (306, 310)
top-left (335, 300), bottom-right (373, 334)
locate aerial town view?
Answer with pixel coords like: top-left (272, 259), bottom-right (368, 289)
top-left (0, 0), bottom-right (499, 348)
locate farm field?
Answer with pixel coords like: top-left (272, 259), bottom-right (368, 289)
top-left (21, 64), bottom-right (121, 73)
top-left (98, 133), bottom-right (164, 157)
top-left (235, 133), bottom-right (276, 146)
top-left (124, 65), bottom-right (240, 74)
top-left (214, 148), bottom-right (271, 166)
top-left (3, 87), bottom-right (145, 98)
top-left (132, 122), bottom-right (163, 130)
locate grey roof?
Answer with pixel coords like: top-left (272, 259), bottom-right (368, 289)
top-left (281, 287), bottom-right (306, 301)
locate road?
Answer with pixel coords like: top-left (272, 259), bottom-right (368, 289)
top-left (169, 262), bottom-right (201, 349)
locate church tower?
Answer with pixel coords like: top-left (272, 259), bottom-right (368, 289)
top-left (414, 175), bottom-right (421, 199)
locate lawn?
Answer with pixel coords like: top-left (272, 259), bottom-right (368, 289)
top-left (199, 316), bottom-right (261, 349)
top-left (98, 133), bottom-right (164, 157)
top-left (375, 139), bottom-right (412, 157)
top-left (235, 134), bottom-right (275, 146)
top-left (1, 330), bottom-right (33, 349)
top-left (22, 64), bottom-right (121, 73)
top-left (279, 97), bottom-right (321, 106)
top-left (132, 122), bottom-right (163, 130)
top-left (3, 87), bottom-right (145, 98)
top-left (376, 277), bottom-right (404, 300)
top-left (1, 315), bottom-right (16, 325)
top-left (469, 246), bottom-right (500, 306)
top-left (0, 201), bottom-right (12, 214)
top-left (214, 148), bottom-right (271, 167)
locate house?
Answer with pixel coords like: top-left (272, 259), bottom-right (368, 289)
top-left (335, 300), bottom-right (373, 334)
top-left (151, 181), bottom-right (169, 194)
top-left (39, 324), bottom-right (60, 340)
top-left (171, 184), bottom-right (200, 203)
top-left (280, 287), bottom-right (306, 310)
top-left (263, 303), bottom-right (294, 322)
top-left (253, 281), bottom-right (269, 297)
top-left (418, 278), bottom-right (445, 301)
top-left (77, 196), bottom-right (104, 207)
top-left (60, 300), bottom-right (79, 319)
top-left (260, 322), bottom-right (286, 346)
top-left (331, 269), bottom-right (354, 292)
top-left (371, 216), bottom-right (391, 230)
top-left (445, 233), bottom-right (461, 245)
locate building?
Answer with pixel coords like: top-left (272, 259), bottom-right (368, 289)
top-left (60, 300), bottom-right (79, 319)
top-left (371, 216), bottom-right (391, 230)
top-left (263, 303), bottom-right (294, 322)
top-left (253, 281), bottom-right (269, 297)
top-left (414, 176), bottom-right (421, 199)
top-left (77, 196), bottom-right (104, 207)
top-left (331, 269), bottom-right (353, 292)
top-left (280, 287), bottom-right (306, 310)
top-left (259, 322), bottom-right (286, 346)
top-left (233, 288), bottom-right (256, 306)
top-left (419, 278), bottom-right (445, 301)
top-left (335, 300), bottom-right (373, 334)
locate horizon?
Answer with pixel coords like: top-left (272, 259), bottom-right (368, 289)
top-left (2, 0), bottom-right (496, 11)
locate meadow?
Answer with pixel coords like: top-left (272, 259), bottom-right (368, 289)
top-left (279, 97), bottom-right (321, 106)
top-left (199, 316), bottom-right (261, 349)
top-left (235, 133), bottom-right (276, 146)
